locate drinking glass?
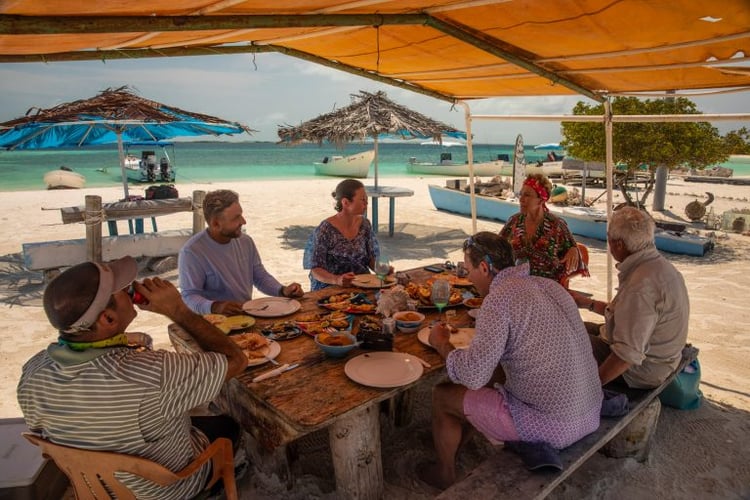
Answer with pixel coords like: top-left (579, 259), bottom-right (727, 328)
top-left (374, 255), bottom-right (390, 287)
top-left (431, 279), bottom-right (451, 321)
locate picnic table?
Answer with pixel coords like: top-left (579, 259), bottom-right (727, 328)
top-left (168, 266), bottom-right (470, 499)
top-left (364, 185), bottom-right (415, 237)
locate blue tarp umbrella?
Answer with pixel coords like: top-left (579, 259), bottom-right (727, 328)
top-left (0, 86), bottom-right (254, 197)
top-left (277, 91), bottom-right (466, 187)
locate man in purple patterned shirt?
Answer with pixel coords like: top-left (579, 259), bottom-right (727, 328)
top-left (420, 232), bottom-right (602, 490)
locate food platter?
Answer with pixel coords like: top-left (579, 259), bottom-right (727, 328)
top-left (417, 327), bottom-right (475, 349)
top-left (404, 282), bottom-right (463, 309)
top-left (351, 274), bottom-right (397, 289)
top-left (317, 292), bottom-right (377, 314)
top-left (344, 352), bottom-right (424, 388)
top-left (242, 297), bottom-right (301, 318)
top-left (260, 321), bottom-right (303, 341)
top-left (296, 311), bottom-right (353, 336)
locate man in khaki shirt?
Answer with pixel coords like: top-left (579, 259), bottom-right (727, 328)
top-left (569, 207), bottom-right (689, 388)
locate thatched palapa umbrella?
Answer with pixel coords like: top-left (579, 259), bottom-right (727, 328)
top-left (277, 91), bottom-right (466, 187)
top-left (0, 86), bottom-right (254, 197)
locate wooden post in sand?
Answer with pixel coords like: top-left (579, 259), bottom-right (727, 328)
top-left (330, 406), bottom-right (383, 500)
top-left (85, 195), bottom-right (103, 262)
top-left (192, 190), bottom-right (206, 234)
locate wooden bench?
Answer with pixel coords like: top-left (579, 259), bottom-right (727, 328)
top-left (23, 191), bottom-right (206, 276)
top-left (437, 345), bottom-right (699, 499)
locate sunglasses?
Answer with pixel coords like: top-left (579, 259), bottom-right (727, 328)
top-left (462, 236), bottom-right (496, 273)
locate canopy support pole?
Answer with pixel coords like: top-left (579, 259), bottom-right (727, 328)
top-left (458, 101), bottom-right (477, 235)
top-left (604, 99), bottom-right (614, 301)
top-left (117, 131), bottom-right (129, 199)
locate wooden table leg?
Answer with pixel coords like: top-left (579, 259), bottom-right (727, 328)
top-left (329, 405), bottom-right (383, 499)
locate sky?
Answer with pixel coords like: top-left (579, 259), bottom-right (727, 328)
top-left (1, 52), bottom-right (748, 145)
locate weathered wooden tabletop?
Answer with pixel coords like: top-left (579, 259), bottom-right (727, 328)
top-left (168, 265), bottom-right (475, 499)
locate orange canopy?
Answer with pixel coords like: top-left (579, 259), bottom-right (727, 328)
top-left (1, 0), bottom-right (749, 102)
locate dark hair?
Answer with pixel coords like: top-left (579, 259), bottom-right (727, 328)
top-left (203, 190), bottom-right (239, 222)
top-left (43, 262), bottom-right (100, 334)
top-left (463, 232), bottom-right (515, 274)
top-left (331, 179), bottom-right (365, 212)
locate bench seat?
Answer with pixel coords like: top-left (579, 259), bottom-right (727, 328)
top-left (437, 345), bottom-right (698, 499)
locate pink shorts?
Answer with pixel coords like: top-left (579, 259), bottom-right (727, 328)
top-left (464, 387), bottom-right (520, 445)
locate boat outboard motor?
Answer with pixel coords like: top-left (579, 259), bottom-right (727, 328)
top-left (497, 154), bottom-right (510, 162)
top-left (322, 156), bottom-right (329, 164)
top-left (440, 152), bottom-right (452, 164)
top-left (160, 157), bottom-right (170, 181)
top-left (143, 151), bottom-right (156, 182)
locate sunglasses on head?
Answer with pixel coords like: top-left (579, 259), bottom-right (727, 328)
top-left (462, 236), bottom-right (496, 273)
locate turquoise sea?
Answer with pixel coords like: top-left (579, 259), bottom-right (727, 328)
top-left (1, 142), bottom-right (747, 192)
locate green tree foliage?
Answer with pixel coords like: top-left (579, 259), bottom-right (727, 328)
top-left (723, 127), bottom-right (750, 154)
top-left (560, 97), bottom-right (728, 172)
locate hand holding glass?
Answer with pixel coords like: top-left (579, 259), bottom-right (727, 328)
top-left (374, 256), bottom-right (391, 287)
top-left (431, 279), bottom-right (451, 320)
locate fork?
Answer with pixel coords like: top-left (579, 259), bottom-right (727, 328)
top-left (246, 304), bottom-right (270, 312)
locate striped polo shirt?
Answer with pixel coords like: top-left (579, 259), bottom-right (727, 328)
top-left (17, 343), bottom-right (227, 500)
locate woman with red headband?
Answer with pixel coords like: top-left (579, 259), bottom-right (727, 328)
top-left (499, 173), bottom-right (588, 285)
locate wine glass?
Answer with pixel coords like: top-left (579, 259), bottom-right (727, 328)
top-left (374, 255), bottom-right (390, 288)
top-left (431, 279), bottom-right (451, 322)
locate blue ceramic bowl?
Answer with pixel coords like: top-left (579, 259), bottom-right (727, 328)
top-left (314, 332), bottom-right (358, 358)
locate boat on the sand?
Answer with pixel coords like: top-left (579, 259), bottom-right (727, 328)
top-left (428, 183), bottom-right (714, 257)
top-left (407, 152), bottom-right (508, 177)
top-left (43, 166), bottom-right (85, 189)
top-left (314, 150), bottom-right (374, 178)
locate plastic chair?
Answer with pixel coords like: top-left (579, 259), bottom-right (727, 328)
top-left (22, 433), bottom-right (238, 500)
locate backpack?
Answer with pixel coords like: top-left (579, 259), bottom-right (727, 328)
top-left (145, 184), bottom-right (179, 200)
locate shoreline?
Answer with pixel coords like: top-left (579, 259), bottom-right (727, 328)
top-left (1, 175), bottom-right (748, 498)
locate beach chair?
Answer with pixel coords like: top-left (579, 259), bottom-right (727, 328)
top-left (22, 433), bottom-right (238, 500)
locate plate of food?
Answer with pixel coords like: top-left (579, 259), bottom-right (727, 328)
top-left (425, 274), bottom-right (473, 287)
top-left (242, 297), bottom-right (301, 318)
top-left (404, 282), bottom-right (463, 309)
top-left (203, 313), bottom-right (227, 325)
top-left (230, 332), bottom-right (281, 366)
top-left (417, 326), bottom-right (475, 350)
top-left (219, 315), bottom-right (256, 332)
top-left (351, 274), bottom-right (397, 289)
top-left (463, 297), bottom-right (483, 308)
top-left (318, 292), bottom-right (378, 314)
top-left (296, 311), bottom-right (353, 336)
top-left (260, 320), bottom-right (303, 341)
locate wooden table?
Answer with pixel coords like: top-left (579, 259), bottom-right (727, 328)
top-left (364, 185), bottom-right (415, 237)
top-left (168, 267), bottom-right (473, 499)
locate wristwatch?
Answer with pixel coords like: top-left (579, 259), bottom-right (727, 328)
top-left (588, 300), bottom-right (596, 312)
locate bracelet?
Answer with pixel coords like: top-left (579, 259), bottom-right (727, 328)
top-left (588, 300), bottom-right (596, 312)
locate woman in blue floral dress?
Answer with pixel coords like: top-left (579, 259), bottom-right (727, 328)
top-left (307, 179), bottom-right (380, 291)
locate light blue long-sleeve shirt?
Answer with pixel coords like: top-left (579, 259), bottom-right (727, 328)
top-left (178, 230), bottom-right (284, 314)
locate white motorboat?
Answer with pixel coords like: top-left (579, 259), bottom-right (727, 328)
top-left (407, 152), bottom-right (509, 177)
top-left (124, 142), bottom-right (177, 183)
top-left (43, 166), bottom-right (85, 189)
top-left (314, 150), bottom-right (374, 178)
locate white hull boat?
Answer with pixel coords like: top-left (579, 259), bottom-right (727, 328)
top-left (43, 167), bottom-right (85, 189)
top-left (407, 152), bottom-right (508, 177)
top-left (314, 150), bottom-right (374, 178)
top-left (124, 142), bottom-right (177, 183)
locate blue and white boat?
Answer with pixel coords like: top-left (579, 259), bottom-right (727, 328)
top-left (428, 184), bottom-right (714, 257)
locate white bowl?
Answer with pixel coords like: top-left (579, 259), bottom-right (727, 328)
top-left (392, 311), bottom-right (425, 333)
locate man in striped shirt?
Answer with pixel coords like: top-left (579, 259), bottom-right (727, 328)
top-left (17, 256), bottom-right (248, 500)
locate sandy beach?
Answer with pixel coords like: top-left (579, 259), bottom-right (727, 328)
top-left (1, 174), bottom-right (748, 498)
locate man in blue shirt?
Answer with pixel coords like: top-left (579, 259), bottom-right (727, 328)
top-left (179, 189), bottom-right (303, 315)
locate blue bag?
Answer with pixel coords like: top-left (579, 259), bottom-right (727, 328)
top-left (659, 358), bottom-right (702, 410)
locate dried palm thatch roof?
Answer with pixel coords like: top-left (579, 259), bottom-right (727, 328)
top-left (277, 91), bottom-right (464, 147)
top-left (1, 86), bottom-right (256, 132)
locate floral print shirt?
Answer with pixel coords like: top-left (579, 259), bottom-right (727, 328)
top-left (308, 218), bottom-right (379, 291)
top-left (499, 211), bottom-right (577, 282)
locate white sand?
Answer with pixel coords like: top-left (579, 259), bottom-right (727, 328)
top-left (1, 175), bottom-right (748, 498)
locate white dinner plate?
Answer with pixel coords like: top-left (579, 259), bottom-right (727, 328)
top-left (417, 327), bottom-right (476, 350)
top-left (351, 274), bottom-right (397, 289)
top-left (242, 297), bottom-right (301, 317)
top-left (344, 352), bottom-right (424, 388)
top-left (467, 309), bottom-right (479, 319)
top-left (246, 340), bottom-right (281, 367)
